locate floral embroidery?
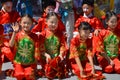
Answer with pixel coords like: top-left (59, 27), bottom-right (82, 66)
top-left (14, 38), bottom-right (35, 64)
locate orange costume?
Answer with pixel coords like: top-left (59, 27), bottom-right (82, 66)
top-left (11, 30), bottom-right (39, 80)
top-left (39, 29), bottom-right (68, 79)
top-left (69, 34), bottom-right (104, 79)
top-left (93, 29), bottom-right (120, 73)
top-left (70, 34), bottom-right (93, 77)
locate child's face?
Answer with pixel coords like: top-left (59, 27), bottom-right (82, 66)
top-left (20, 17), bottom-right (33, 32)
top-left (82, 4), bottom-right (93, 15)
top-left (46, 16), bottom-right (58, 32)
top-left (79, 29), bottom-right (90, 40)
top-left (44, 6), bottom-right (55, 14)
top-left (107, 16), bottom-right (117, 30)
top-left (2, 1), bottom-right (13, 12)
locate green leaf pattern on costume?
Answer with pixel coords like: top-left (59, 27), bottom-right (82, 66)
top-left (14, 38), bottom-right (35, 64)
top-left (104, 34), bottom-right (119, 58)
top-left (45, 35), bottom-right (60, 59)
top-left (77, 43), bottom-right (87, 61)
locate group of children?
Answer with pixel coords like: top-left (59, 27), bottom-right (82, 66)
top-left (0, 0), bottom-right (120, 80)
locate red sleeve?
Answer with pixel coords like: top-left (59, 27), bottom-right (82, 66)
top-left (58, 19), bottom-right (66, 32)
top-left (89, 17), bottom-right (104, 29)
top-left (93, 29), bottom-right (107, 53)
top-left (11, 11), bottom-right (20, 23)
top-left (32, 18), bottom-right (46, 33)
top-left (59, 33), bottom-right (68, 57)
top-left (93, 17), bottom-right (104, 29)
top-left (70, 36), bottom-right (80, 59)
top-left (75, 18), bottom-right (81, 30)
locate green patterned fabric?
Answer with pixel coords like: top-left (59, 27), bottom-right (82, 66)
top-left (104, 33), bottom-right (119, 58)
top-left (77, 43), bottom-right (87, 61)
top-left (45, 35), bottom-right (60, 59)
top-left (14, 38), bottom-right (35, 65)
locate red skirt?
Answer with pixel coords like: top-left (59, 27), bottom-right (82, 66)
top-left (45, 56), bottom-right (68, 79)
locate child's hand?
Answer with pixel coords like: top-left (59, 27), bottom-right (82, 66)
top-left (110, 60), bottom-right (114, 66)
top-left (91, 69), bottom-right (99, 77)
top-left (12, 23), bottom-right (19, 33)
top-left (45, 53), bottom-right (51, 63)
top-left (94, 29), bottom-right (101, 36)
top-left (80, 71), bottom-right (87, 78)
top-left (59, 54), bottom-right (63, 60)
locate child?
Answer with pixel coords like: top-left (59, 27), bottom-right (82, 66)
top-left (31, 0), bottom-right (65, 34)
top-left (40, 12), bottom-right (68, 79)
top-left (0, 0), bottom-right (20, 74)
top-left (9, 14), bottom-right (39, 80)
top-left (69, 22), bottom-right (104, 79)
top-left (75, 0), bottom-right (104, 36)
top-left (0, 0), bottom-right (20, 39)
top-left (93, 11), bottom-right (120, 73)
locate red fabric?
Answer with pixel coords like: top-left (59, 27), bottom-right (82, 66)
top-left (41, 29), bottom-right (68, 57)
top-left (75, 16), bottom-right (104, 30)
top-left (0, 10), bottom-right (20, 62)
top-left (31, 13), bottom-right (65, 33)
top-left (70, 59), bottom-right (104, 80)
top-left (39, 29), bottom-right (68, 79)
top-left (0, 10), bottom-right (20, 24)
top-left (1, 41), bottom-right (15, 61)
top-left (12, 31), bottom-right (38, 80)
top-left (97, 56), bottom-right (120, 73)
top-left (70, 34), bottom-right (92, 59)
top-left (92, 29), bottom-right (110, 53)
top-left (71, 60), bottom-right (92, 77)
top-left (13, 63), bottom-right (36, 80)
top-left (45, 56), bottom-right (68, 79)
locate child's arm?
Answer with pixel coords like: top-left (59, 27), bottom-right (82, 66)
top-left (9, 23), bottom-right (19, 47)
top-left (87, 50), bottom-right (95, 74)
top-left (75, 56), bottom-right (87, 78)
top-left (44, 53), bottom-right (51, 63)
top-left (59, 35), bottom-right (68, 60)
top-left (101, 52), bottom-right (114, 66)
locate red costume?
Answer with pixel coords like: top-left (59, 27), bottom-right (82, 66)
top-left (39, 29), bottom-right (68, 79)
top-left (93, 29), bottom-right (120, 73)
top-left (0, 10), bottom-right (20, 24)
top-left (69, 34), bottom-right (104, 79)
top-left (11, 30), bottom-right (39, 80)
top-left (75, 16), bottom-right (104, 30)
top-left (70, 34), bottom-right (93, 77)
top-left (0, 9), bottom-right (20, 62)
top-left (32, 13), bottom-right (65, 33)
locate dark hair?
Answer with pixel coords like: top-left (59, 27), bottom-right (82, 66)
top-left (1, 0), bottom-right (12, 3)
top-left (82, 0), bottom-right (94, 7)
top-left (103, 11), bottom-right (117, 28)
top-left (105, 11), bottom-right (117, 22)
top-left (20, 14), bottom-right (38, 24)
top-left (78, 22), bottom-right (93, 32)
top-left (21, 14), bottom-right (32, 20)
top-left (46, 12), bottom-right (58, 20)
top-left (42, 0), bottom-right (56, 10)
